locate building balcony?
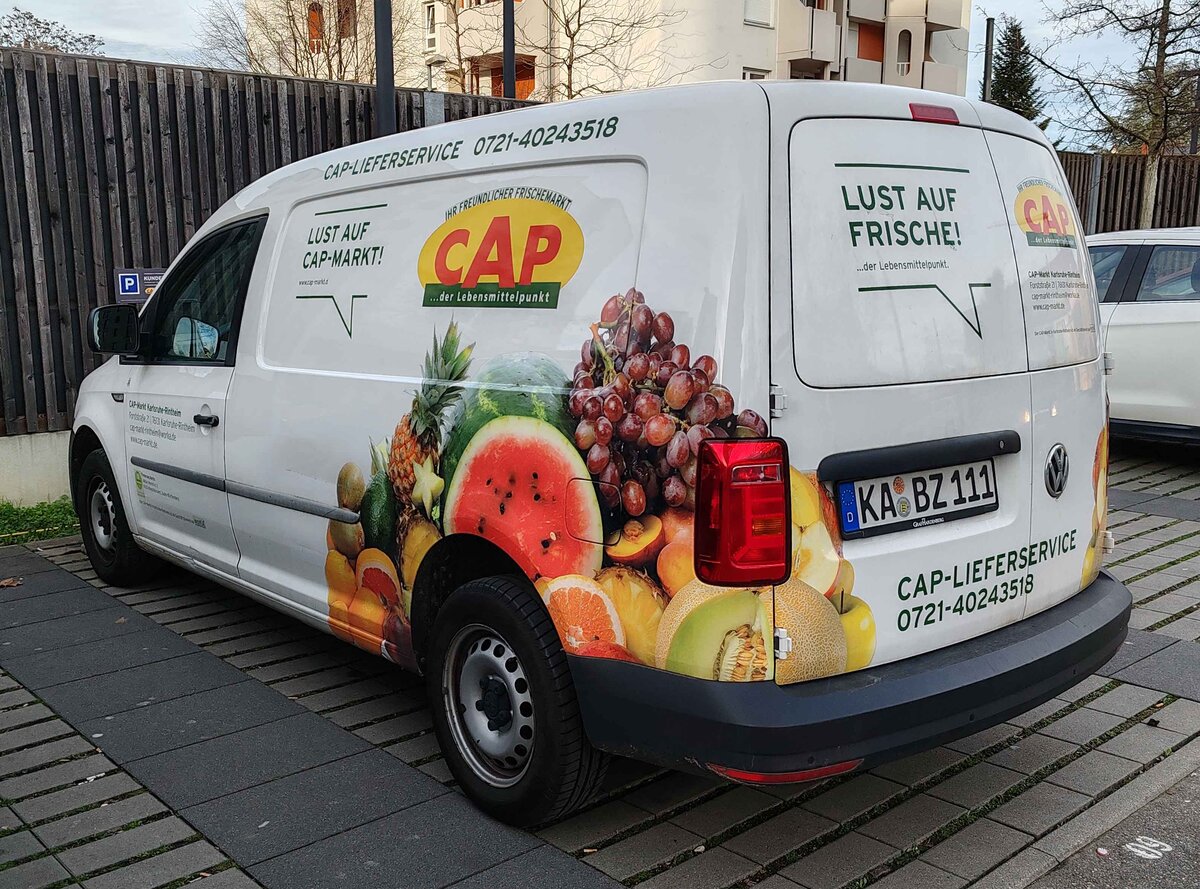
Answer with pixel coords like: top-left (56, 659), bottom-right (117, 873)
top-left (847, 0), bottom-right (885, 23)
top-left (922, 59), bottom-right (962, 93)
top-left (776, 4), bottom-right (839, 71)
top-left (925, 0), bottom-right (965, 31)
top-left (843, 56), bottom-right (883, 84)
top-left (884, 0), bottom-right (964, 28)
top-left (452, 0), bottom-right (547, 55)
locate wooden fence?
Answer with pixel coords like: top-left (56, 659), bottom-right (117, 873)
top-left (1059, 150), bottom-right (1200, 235)
top-left (0, 48), bottom-right (526, 437)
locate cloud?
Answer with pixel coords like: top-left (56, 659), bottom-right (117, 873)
top-left (23, 0), bottom-right (206, 63)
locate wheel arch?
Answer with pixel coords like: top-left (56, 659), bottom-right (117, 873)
top-left (69, 424), bottom-right (104, 511)
top-left (409, 532), bottom-right (530, 670)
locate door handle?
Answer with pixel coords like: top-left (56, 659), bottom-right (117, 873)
top-left (194, 414), bottom-right (220, 428)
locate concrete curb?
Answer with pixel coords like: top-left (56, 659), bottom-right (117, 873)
top-left (971, 737), bottom-right (1200, 889)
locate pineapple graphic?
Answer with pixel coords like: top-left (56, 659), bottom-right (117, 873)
top-left (388, 322), bottom-right (473, 513)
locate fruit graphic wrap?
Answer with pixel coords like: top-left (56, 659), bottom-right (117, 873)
top-left (1081, 420), bottom-right (1109, 588)
top-left (323, 298), bottom-right (874, 684)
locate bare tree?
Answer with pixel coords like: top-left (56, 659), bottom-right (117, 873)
top-left (1032, 0), bottom-right (1200, 227)
top-left (516, 0), bottom-right (701, 101)
top-left (430, 0), bottom-right (490, 94)
top-left (0, 6), bottom-right (103, 53)
top-left (194, 0), bottom-right (423, 85)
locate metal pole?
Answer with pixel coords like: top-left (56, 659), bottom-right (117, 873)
top-left (374, 0), bottom-right (397, 136)
top-left (503, 0), bottom-right (516, 99)
top-left (982, 16), bottom-right (995, 103)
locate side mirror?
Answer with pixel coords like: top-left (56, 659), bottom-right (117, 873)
top-left (88, 305), bottom-right (141, 354)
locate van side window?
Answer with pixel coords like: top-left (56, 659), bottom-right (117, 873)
top-left (1087, 245), bottom-right (1127, 301)
top-left (143, 218), bottom-right (266, 364)
top-left (1134, 245), bottom-right (1200, 303)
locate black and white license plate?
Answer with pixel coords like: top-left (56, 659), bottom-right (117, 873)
top-left (837, 459), bottom-right (999, 539)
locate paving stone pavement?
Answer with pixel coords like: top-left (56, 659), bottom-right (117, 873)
top-left (2, 441), bottom-right (1200, 889)
top-left (0, 665), bottom-right (259, 889)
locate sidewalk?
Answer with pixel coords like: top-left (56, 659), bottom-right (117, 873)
top-left (0, 545), bottom-right (617, 889)
top-left (1029, 768), bottom-right (1200, 889)
top-left (3, 442), bottom-right (1200, 889)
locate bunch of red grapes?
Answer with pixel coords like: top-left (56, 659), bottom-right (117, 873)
top-left (568, 288), bottom-right (768, 518)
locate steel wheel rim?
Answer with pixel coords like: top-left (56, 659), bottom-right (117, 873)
top-left (442, 623), bottom-right (535, 788)
top-left (89, 480), bottom-right (117, 556)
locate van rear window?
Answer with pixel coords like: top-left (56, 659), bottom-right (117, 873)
top-left (788, 118), bottom-right (1030, 388)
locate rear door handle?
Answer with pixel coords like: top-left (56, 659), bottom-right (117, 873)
top-left (194, 414), bottom-right (220, 428)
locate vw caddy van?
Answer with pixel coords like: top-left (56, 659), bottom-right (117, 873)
top-left (76, 82), bottom-right (1131, 826)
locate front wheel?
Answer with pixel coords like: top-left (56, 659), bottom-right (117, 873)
top-left (76, 449), bottom-right (159, 586)
top-left (427, 575), bottom-right (608, 826)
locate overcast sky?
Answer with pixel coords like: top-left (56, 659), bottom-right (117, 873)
top-left (22, 0), bottom-right (1137, 141)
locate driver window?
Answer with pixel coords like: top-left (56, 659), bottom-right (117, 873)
top-left (146, 218), bottom-right (266, 362)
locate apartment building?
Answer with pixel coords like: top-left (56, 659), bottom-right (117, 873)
top-left (248, 0), bottom-right (969, 98)
top-left (421, 0), bottom-right (969, 98)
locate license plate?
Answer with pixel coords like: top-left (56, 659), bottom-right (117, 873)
top-left (837, 459), bottom-right (999, 539)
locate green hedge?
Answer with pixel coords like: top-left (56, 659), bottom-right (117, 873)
top-left (0, 498), bottom-right (80, 546)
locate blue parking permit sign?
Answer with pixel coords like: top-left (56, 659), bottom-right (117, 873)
top-left (114, 268), bottom-right (166, 304)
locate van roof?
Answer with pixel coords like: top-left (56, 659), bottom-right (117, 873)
top-left (205, 81), bottom-right (1054, 236)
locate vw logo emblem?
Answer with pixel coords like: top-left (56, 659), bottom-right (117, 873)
top-left (1045, 443), bottom-right (1069, 498)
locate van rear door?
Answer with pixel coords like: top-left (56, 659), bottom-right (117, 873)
top-left (983, 128), bottom-right (1105, 615)
top-left (767, 93), bottom-right (1036, 681)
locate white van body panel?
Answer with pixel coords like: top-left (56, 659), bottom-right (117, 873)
top-left (73, 81), bottom-right (1105, 693)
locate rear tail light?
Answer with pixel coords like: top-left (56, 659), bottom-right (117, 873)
top-left (695, 439), bottom-right (790, 586)
top-left (909, 102), bottom-right (959, 125)
top-left (708, 759), bottom-right (863, 785)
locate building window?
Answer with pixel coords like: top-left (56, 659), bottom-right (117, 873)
top-left (857, 22), bottom-right (884, 62)
top-left (337, 0), bottom-right (356, 39)
top-left (425, 2), bottom-right (436, 49)
top-left (307, 2), bottom-right (324, 53)
top-left (742, 68), bottom-right (770, 80)
top-left (897, 29), bottom-right (912, 76)
top-left (744, 0), bottom-right (772, 27)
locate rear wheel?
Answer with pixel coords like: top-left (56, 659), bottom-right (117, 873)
top-left (76, 449), bottom-right (159, 586)
top-left (427, 575), bottom-right (608, 826)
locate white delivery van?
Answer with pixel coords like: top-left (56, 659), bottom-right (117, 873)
top-left (75, 82), bottom-right (1130, 826)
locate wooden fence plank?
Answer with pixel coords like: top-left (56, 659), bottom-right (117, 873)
top-left (193, 70), bottom-right (213, 225)
top-left (156, 66), bottom-right (180, 259)
top-left (77, 58), bottom-right (108, 376)
top-left (14, 51), bottom-right (58, 430)
top-left (277, 78), bottom-right (292, 166)
top-left (136, 64), bottom-right (163, 266)
top-left (174, 67), bottom-right (196, 240)
top-left (0, 56), bottom-right (36, 432)
top-left (54, 56), bottom-right (90, 400)
top-left (36, 53), bottom-right (77, 417)
top-left (246, 75), bottom-right (261, 183)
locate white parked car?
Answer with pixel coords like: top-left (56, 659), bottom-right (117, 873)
top-left (1089, 228), bottom-right (1200, 441)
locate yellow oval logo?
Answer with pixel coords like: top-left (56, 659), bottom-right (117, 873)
top-left (418, 198), bottom-right (584, 309)
top-left (1014, 180), bottom-right (1077, 248)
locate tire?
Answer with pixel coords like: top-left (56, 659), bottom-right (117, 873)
top-left (76, 448), bottom-right (159, 586)
top-left (427, 575), bottom-right (608, 827)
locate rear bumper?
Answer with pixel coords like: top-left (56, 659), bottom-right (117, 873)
top-left (570, 571), bottom-right (1131, 777)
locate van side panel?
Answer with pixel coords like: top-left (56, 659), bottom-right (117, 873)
top-left (223, 85), bottom-right (776, 682)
